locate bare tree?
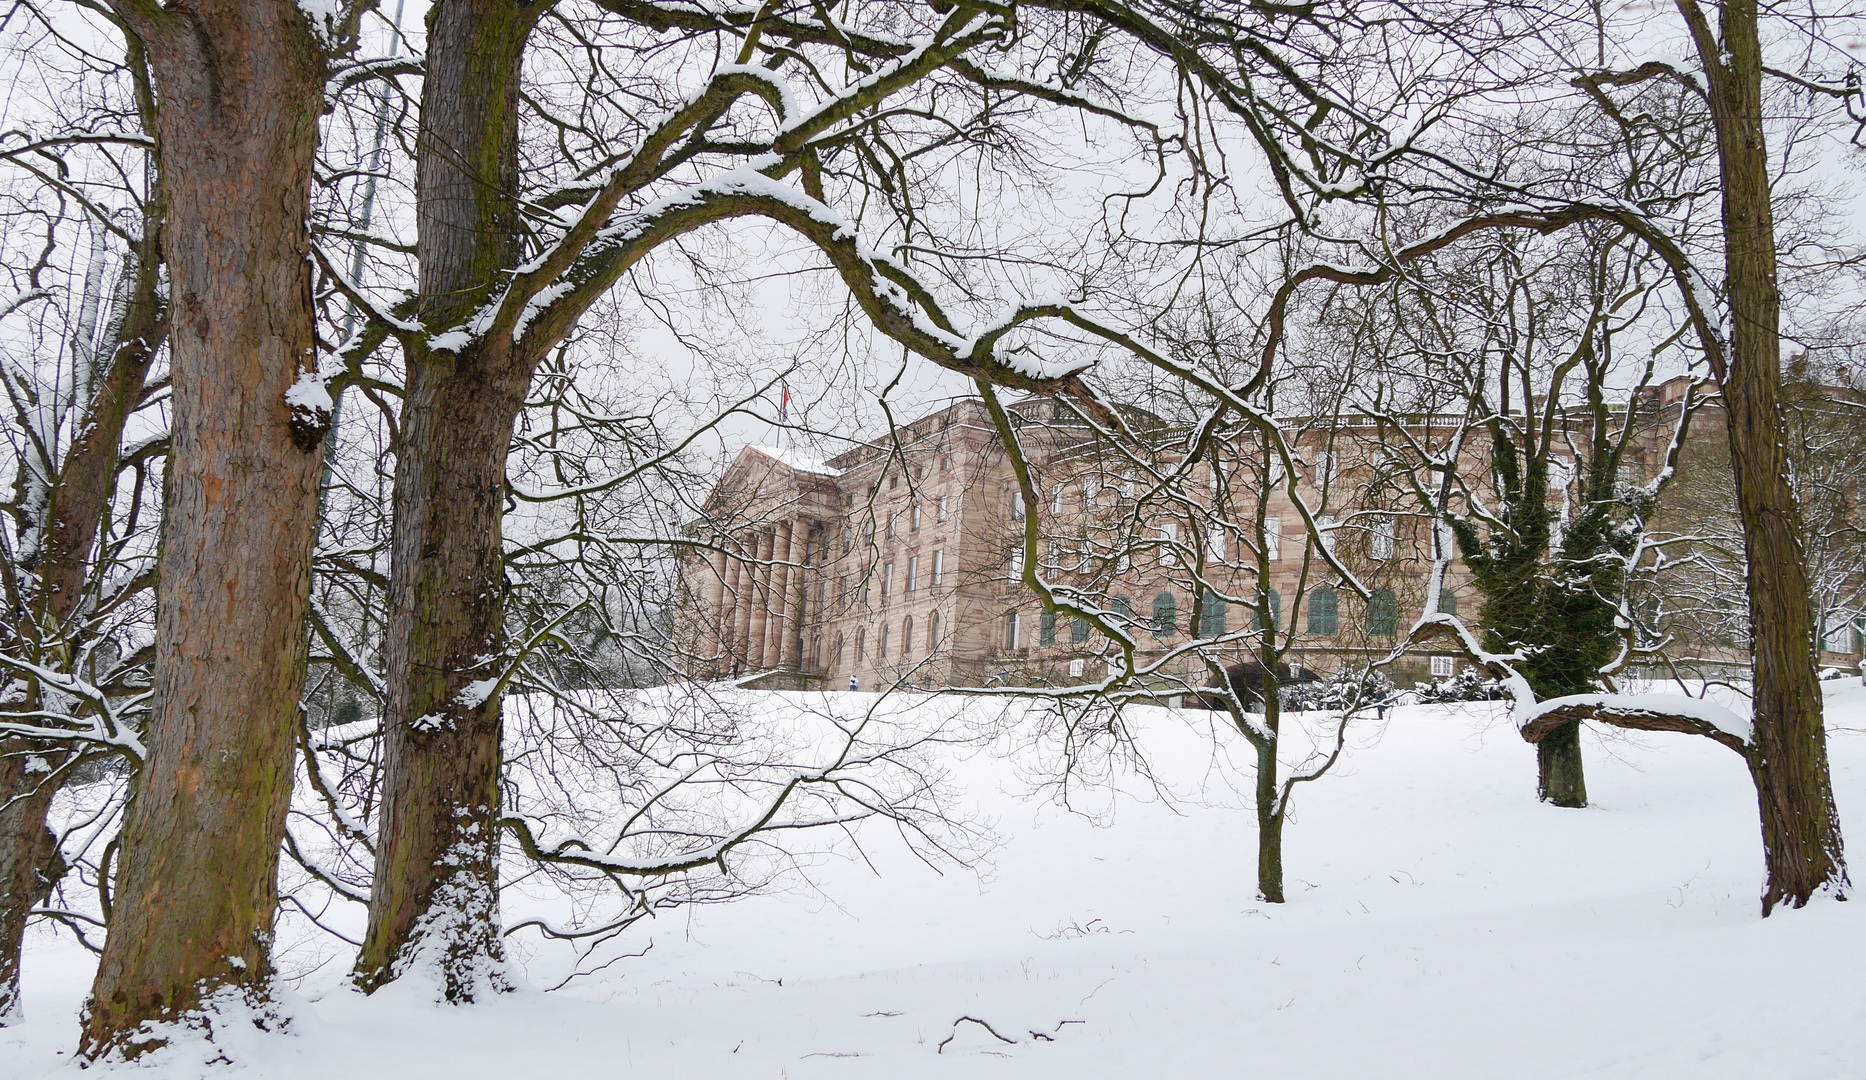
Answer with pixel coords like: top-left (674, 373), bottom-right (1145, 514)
top-left (319, 0), bottom-right (1457, 999)
top-left (0, 5), bottom-right (164, 1023)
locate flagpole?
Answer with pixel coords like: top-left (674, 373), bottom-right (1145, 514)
top-left (777, 381), bottom-right (789, 452)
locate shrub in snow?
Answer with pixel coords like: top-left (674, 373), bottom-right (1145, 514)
top-left (1287, 669), bottom-right (1396, 712)
top-left (1414, 669), bottom-right (1510, 703)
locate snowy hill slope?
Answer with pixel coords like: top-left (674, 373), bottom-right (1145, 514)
top-left (4, 683), bottom-right (1862, 1078)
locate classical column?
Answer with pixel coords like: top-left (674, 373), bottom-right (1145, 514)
top-left (719, 545), bottom-right (746, 674)
top-left (733, 530), bottom-right (759, 673)
top-left (765, 520), bottom-right (795, 670)
top-left (747, 529), bottom-right (774, 670)
top-left (785, 524), bottom-right (814, 670)
top-left (707, 546), bottom-right (731, 665)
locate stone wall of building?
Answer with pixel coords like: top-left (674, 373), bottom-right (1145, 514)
top-left (680, 378), bottom-right (1862, 694)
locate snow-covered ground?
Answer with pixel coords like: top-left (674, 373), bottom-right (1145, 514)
top-left (6, 683), bottom-right (1864, 1078)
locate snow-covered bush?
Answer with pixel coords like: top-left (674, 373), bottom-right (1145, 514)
top-left (1414, 669), bottom-right (1510, 703)
top-left (1287, 669), bottom-right (1396, 712)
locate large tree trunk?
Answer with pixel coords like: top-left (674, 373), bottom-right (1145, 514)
top-left (354, 353), bottom-right (527, 998)
top-left (357, 0), bottom-right (540, 999)
top-left (81, 1), bottom-right (328, 1056)
top-left (1684, 0), bottom-right (1847, 911)
top-left (1536, 726), bottom-right (1587, 809)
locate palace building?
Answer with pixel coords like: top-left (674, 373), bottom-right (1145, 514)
top-left (678, 379), bottom-right (1861, 694)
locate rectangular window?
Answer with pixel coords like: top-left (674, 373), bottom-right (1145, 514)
top-left (1159, 522), bottom-right (1178, 567)
top-left (1316, 516), bottom-right (1335, 555)
top-left (1009, 546), bottom-right (1025, 581)
top-left (1120, 471), bottom-right (1136, 499)
top-left (906, 556), bottom-right (918, 593)
top-left (1431, 655), bottom-right (1455, 678)
top-left (1207, 526), bottom-right (1227, 564)
top-left (932, 549), bottom-right (944, 587)
top-left (940, 455), bottom-right (952, 472)
top-left (886, 512), bottom-right (896, 540)
top-left (839, 575), bottom-right (848, 601)
top-left (882, 563), bottom-right (893, 597)
top-left (911, 504), bottom-right (922, 532)
top-left (1068, 658), bottom-right (1086, 678)
top-left (1084, 477), bottom-right (1101, 506)
top-left (1315, 452), bottom-right (1336, 490)
top-left (817, 580), bottom-right (827, 606)
top-left (1011, 491), bottom-right (1025, 520)
top-left (1264, 517), bottom-right (1281, 561)
top-left (1372, 514), bottom-right (1396, 561)
top-left (936, 496), bottom-right (949, 523)
top-left (1051, 486), bottom-right (1064, 515)
top-left (1005, 613), bottom-right (1021, 650)
top-left (1040, 611), bottom-right (1057, 646)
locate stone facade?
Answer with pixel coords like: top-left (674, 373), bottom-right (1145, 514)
top-left (680, 379), bottom-right (1862, 694)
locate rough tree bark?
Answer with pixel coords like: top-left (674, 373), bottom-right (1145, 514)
top-left (356, 0), bottom-right (542, 999)
top-left (1536, 722), bottom-right (1587, 807)
top-left (1677, 0), bottom-right (1846, 911)
top-left (80, 0), bottom-right (330, 1056)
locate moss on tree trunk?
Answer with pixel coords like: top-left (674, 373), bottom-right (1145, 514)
top-left (357, 0), bottom-right (543, 998)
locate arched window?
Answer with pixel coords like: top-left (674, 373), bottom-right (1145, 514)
top-left (1308, 588), bottom-right (1338, 636)
top-left (855, 627), bottom-right (866, 661)
top-left (1152, 592), bottom-right (1178, 638)
top-left (1438, 589), bottom-right (1459, 616)
top-left (929, 610), bottom-right (941, 656)
top-left (1112, 596), bottom-right (1135, 628)
top-left (833, 633), bottom-right (844, 670)
top-left (1368, 587), bottom-right (1400, 637)
top-left (1198, 589), bottom-right (1227, 638)
top-left (902, 616), bottom-right (913, 657)
top-left (1254, 588), bottom-right (1281, 632)
top-left (879, 622), bottom-right (890, 658)
top-left (1070, 616), bottom-right (1090, 644)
